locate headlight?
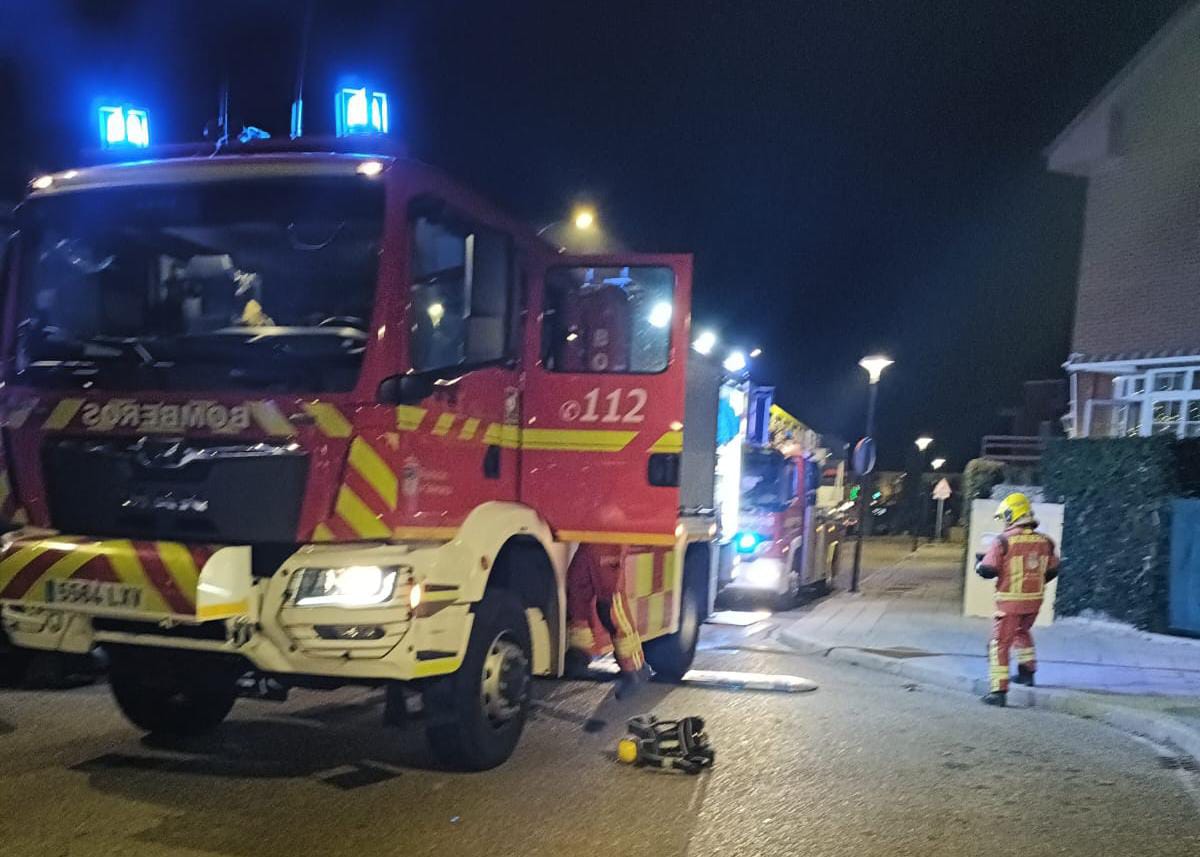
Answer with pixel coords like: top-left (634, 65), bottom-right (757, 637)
top-left (743, 557), bottom-right (785, 588)
top-left (294, 565), bottom-right (400, 607)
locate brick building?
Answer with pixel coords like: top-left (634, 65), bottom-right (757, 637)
top-left (1047, 1), bottom-right (1200, 438)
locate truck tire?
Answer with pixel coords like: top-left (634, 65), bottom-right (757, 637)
top-left (108, 650), bottom-right (238, 737)
top-left (424, 589), bottom-right (532, 771)
top-left (644, 550), bottom-right (707, 681)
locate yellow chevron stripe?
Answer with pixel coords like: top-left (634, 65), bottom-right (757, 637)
top-left (520, 428), bottom-right (637, 452)
top-left (634, 552), bottom-right (655, 598)
top-left (348, 438), bottom-right (398, 510)
top-left (395, 406), bottom-right (426, 432)
top-left (482, 423), bottom-right (521, 449)
top-left (156, 541), bottom-right (201, 603)
top-left (0, 543), bottom-right (55, 588)
top-left (21, 545), bottom-right (99, 605)
top-left (334, 486), bottom-right (391, 538)
top-left (312, 523), bottom-right (336, 542)
top-left (432, 413), bottom-right (456, 436)
top-left (458, 417), bottom-right (481, 440)
top-left (249, 401), bottom-right (297, 437)
top-left (104, 541), bottom-right (170, 614)
top-left (303, 402), bottom-right (352, 438)
top-left (43, 399), bottom-right (83, 430)
top-left (649, 430), bottom-right (683, 453)
top-left (646, 591), bottom-right (666, 635)
top-left (558, 529), bottom-right (678, 547)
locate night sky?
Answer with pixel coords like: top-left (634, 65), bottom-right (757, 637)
top-left (0, 0), bottom-right (1189, 468)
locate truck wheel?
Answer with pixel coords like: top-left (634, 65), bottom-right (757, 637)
top-left (644, 552), bottom-right (706, 681)
top-left (108, 651), bottom-right (238, 737)
top-left (424, 589), bottom-right (532, 771)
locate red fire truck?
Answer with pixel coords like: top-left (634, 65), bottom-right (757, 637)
top-left (0, 141), bottom-right (717, 769)
top-left (717, 386), bottom-right (842, 608)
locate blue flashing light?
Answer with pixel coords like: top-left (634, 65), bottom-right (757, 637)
top-left (99, 105), bottom-right (150, 149)
top-left (336, 87), bottom-right (389, 137)
top-left (735, 531), bottom-right (764, 554)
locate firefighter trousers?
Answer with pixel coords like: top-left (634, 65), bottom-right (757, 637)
top-left (566, 544), bottom-right (645, 673)
top-left (989, 610), bottom-right (1038, 693)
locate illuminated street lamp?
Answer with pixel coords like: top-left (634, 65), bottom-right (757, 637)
top-left (858, 354), bottom-right (894, 385)
top-left (749, 347), bottom-right (763, 359)
top-left (851, 354), bottom-right (894, 593)
top-left (912, 436), bottom-right (934, 551)
top-left (723, 350), bottom-right (747, 373)
top-left (931, 457), bottom-right (946, 471)
top-left (538, 206), bottom-right (598, 237)
top-left (573, 207), bottom-right (596, 230)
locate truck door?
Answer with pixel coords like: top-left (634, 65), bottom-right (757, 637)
top-left (521, 255), bottom-right (692, 545)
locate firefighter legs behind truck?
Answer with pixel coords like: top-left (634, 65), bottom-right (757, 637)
top-left (566, 544), bottom-right (646, 689)
top-left (988, 611), bottom-right (1038, 694)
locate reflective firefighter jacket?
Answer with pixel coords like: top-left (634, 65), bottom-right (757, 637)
top-left (977, 524), bottom-right (1060, 615)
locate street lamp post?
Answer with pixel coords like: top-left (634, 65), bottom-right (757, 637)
top-left (930, 457), bottom-right (947, 541)
top-left (912, 436), bottom-right (933, 552)
top-left (850, 355), bottom-right (893, 593)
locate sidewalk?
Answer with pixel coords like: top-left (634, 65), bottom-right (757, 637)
top-left (778, 538), bottom-right (1200, 758)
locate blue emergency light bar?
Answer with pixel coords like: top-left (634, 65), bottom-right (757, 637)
top-left (336, 87), bottom-right (388, 137)
top-left (98, 105), bottom-right (150, 149)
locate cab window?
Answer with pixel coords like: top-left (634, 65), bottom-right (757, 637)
top-left (542, 265), bottom-right (674, 373)
top-left (409, 198), bottom-right (514, 373)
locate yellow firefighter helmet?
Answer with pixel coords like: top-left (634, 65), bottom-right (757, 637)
top-left (995, 492), bottom-right (1033, 526)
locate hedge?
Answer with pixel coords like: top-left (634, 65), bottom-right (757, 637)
top-left (1041, 436), bottom-right (1200, 631)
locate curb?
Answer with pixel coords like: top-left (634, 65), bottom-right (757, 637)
top-left (779, 626), bottom-right (1200, 762)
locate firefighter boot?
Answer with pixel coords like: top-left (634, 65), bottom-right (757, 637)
top-left (616, 665), bottom-right (652, 700)
top-left (1013, 666), bottom-right (1035, 687)
top-left (563, 648), bottom-right (592, 680)
top-left (981, 691), bottom-right (1007, 707)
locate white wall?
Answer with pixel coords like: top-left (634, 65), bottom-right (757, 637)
top-left (963, 499), bottom-right (1063, 626)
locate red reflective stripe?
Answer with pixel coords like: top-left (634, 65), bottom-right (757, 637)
top-left (651, 550), bottom-right (664, 592)
top-left (0, 548), bottom-right (69, 599)
top-left (138, 546), bottom-right (194, 614)
top-left (75, 553), bottom-right (119, 583)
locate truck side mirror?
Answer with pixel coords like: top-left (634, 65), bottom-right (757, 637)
top-left (377, 374), bottom-right (435, 405)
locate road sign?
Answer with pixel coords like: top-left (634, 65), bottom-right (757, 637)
top-left (932, 478), bottom-right (952, 500)
top-left (852, 437), bottom-right (876, 475)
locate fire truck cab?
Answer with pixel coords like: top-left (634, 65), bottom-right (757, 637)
top-left (0, 148), bottom-right (714, 769)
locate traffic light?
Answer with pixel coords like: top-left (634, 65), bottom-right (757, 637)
top-left (849, 485), bottom-right (860, 501)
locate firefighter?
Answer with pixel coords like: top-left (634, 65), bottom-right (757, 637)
top-left (565, 543), bottom-right (650, 697)
top-left (975, 492), bottom-right (1060, 707)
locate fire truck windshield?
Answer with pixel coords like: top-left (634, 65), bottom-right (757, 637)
top-left (10, 176), bottom-right (384, 392)
top-left (741, 448), bottom-right (797, 510)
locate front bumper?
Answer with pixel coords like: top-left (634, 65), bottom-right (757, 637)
top-left (0, 532), bottom-right (471, 682)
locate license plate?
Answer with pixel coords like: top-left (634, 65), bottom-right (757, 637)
top-left (44, 579), bottom-right (143, 610)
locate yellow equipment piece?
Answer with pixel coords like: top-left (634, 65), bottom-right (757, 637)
top-left (995, 492), bottom-right (1033, 526)
top-left (617, 738), bottom-right (640, 764)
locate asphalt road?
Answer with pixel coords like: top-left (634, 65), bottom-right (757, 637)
top-left (2, 614), bottom-right (1199, 857)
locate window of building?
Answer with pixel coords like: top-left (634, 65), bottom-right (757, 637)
top-left (541, 266), bottom-right (675, 373)
top-left (409, 198), bottom-right (515, 373)
top-left (1152, 400), bottom-right (1182, 434)
top-left (1153, 370), bottom-right (1186, 392)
